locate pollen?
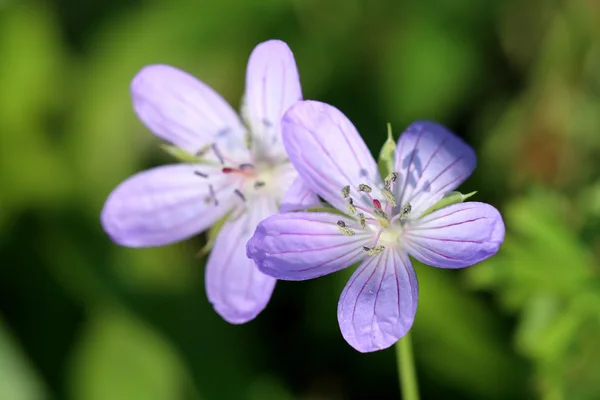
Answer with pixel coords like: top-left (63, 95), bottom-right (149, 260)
top-left (357, 184), bottom-right (372, 193)
top-left (381, 187), bottom-right (397, 207)
top-left (337, 220), bottom-right (355, 236)
top-left (363, 245), bottom-right (385, 256)
top-left (346, 198), bottom-right (357, 214)
top-left (341, 185), bottom-right (350, 199)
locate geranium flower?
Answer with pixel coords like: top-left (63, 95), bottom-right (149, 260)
top-left (101, 40), bottom-right (318, 324)
top-left (247, 100), bottom-right (505, 352)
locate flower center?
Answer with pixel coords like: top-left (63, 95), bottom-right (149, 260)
top-left (193, 142), bottom-right (289, 207)
top-left (336, 172), bottom-right (412, 255)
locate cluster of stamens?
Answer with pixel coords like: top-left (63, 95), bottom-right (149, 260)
top-left (192, 143), bottom-right (267, 206)
top-left (337, 172), bottom-right (412, 256)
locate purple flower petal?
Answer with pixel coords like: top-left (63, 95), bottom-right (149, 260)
top-left (280, 176), bottom-right (321, 212)
top-left (404, 202), bottom-right (505, 268)
top-left (101, 164), bottom-right (236, 247)
top-left (206, 197), bottom-right (279, 324)
top-left (247, 212), bottom-right (370, 280)
top-left (393, 121), bottom-right (476, 216)
top-left (338, 250), bottom-right (418, 353)
top-left (131, 65), bottom-right (246, 154)
top-left (244, 40), bottom-right (302, 159)
top-left (282, 101), bottom-right (379, 211)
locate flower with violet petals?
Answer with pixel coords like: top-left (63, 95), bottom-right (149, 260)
top-left (101, 40), bottom-right (319, 324)
top-left (246, 100), bottom-right (505, 352)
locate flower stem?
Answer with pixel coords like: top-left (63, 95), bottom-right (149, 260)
top-left (396, 332), bottom-right (419, 400)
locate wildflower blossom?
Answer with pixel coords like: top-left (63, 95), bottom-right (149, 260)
top-left (101, 40), bottom-right (318, 324)
top-left (247, 100), bottom-right (505, 352)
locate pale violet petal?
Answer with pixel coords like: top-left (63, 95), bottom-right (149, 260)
top-left (405, 202), bottom-right (505, 269)
top-left (393, 121), bottom-right (476, 216)
top-left (131, 64), bottom-right (246, 154)
top-left (280, 176), bottom-right (321, 212)
top-left (206, 196), bottom-right (279, 324)
top-left (338, 249), bottom-right (418, 352)
top-left (244, 40), bottom-right (302, 160)
top-left (101, 164), bottom-right (237, 247)
top-left (281, 100), bottom-right (379, 212)
top-left (246, 212), bottom-right (370, 281)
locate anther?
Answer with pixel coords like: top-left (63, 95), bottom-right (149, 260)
top-left (346, 198), bottom-right (357, 214)
top-left (373, 199), bottom-right (382, 209)
top-left (195, 145), bottom-right (211, 157)
top-left (239, 163), bottom-right (254, 171)
top-left (234, 189), bottom-right (246, 202)
top-left (341, 185), bottom-right (350, 199)
top-left (205, 184), bottom-right (218, 206)
top-left (357, 184), bottom-right (372, 193)
top-left (211, 144), bottom-right (225, 164)
top-left (244, 133), bottom-right (253, 149)
top-left (254, 181), bottom-right (265, 189)
top-left (337, 220), bottom-right (355, 236)
top-left (357, 213), bottom-right (366, 228)
top-left (194, 171), bottom-right (208, 178)
top-left (384, 172), bottom-right (398, 188)
top-left (222, 167), bottom-right (234, 173)
top-left (373, 207), bottom-right (389, 222)
top-left (381, 188), bottom-right (397, 207)
top-left (400, 203), bottom-right (412, 218)
top-left (363, 245), bottom-right (385, 255)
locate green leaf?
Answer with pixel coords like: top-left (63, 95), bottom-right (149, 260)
top-left (0, 318), bottom-right (47, 400)
top-left (377, 123), bottom-right (396, 179)
top-left (68, 308), bottom-right (200, 400)
top-left (420, 190), bottom-right (477, 217)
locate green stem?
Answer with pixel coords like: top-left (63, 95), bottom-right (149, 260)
top-left (396, 332), bottom-right (420, 400)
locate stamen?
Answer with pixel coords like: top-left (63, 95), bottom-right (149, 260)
top-left (195, 145), bottom-right (211, 157)
top-left (346, 198), bottom-right (357, 214)
top-left (381, 188), bottom-right (397, 207)
top-left (337, 220), bottom-right (355, 236)
top-left (400, 203), bottom-right (412, 217)
top-left (244, 132), bottom-right (253, 149)
top-left (341, 185), bottom-right (350, 199)
top-left (194, 171), bottom-right (208, 178)
top-left (357, 184), bottom-right (372, 193)
top-left (205, 184), bottom-right (218, 206)
top-left (373, 199), bottom-right (382, 209)
top-left (384, 172), bottom-right (398, 188)
top-left (239, 163), bottom-right (254, 171)
top-left (363, 245), bottom-right (385, 255)
top-left (234, 189), bottom-right (246, 202)
top-left (357, 213), bottom-right (366, 228)
top-left (373, 207), bottom-right (389, 222)
top-left (211, 144), bottom-right (225, 164)
top-left (254, 181), bottom-right (265, 189)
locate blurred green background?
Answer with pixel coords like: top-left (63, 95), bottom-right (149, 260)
top-left (1, 0), bottom-right (599, 399)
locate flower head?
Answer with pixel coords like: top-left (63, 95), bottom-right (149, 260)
top-left (101, 40), bottom-right (319, 324)
top-left (246, 100), bottom-right (505, 352)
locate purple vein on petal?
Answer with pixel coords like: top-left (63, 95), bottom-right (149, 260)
top-left (296, 246), bottom-right (364, 273)
top-left (265, 237), bottom-right (367, 256)
top-left (370, 250), bottom-right (388, 344)
top-left (398, 125), bottom-right (425, 207)
top-left (409, 216), bottom-right (488, 232)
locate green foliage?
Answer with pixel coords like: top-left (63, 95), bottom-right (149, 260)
top-left (2, 0), bottom-right (600, 399)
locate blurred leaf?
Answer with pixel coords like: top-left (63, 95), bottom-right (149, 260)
top-left (0, 2), bottom-right (72, 210)
top-left (68, 306), bottom-right (200, 400)
top-left (0, 319), bottom-right (47, 400)
top-left (413, 265), bottom-right (526, 399)
top-left (380, 15), bottom-right (480, 123)
top-left (246, 376), bottom-right (294, 400)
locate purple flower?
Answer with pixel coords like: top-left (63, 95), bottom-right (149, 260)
top-left (246, 100), bottom-right (505, 352)
top-left (101, 40), bottom-right (319, 324)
